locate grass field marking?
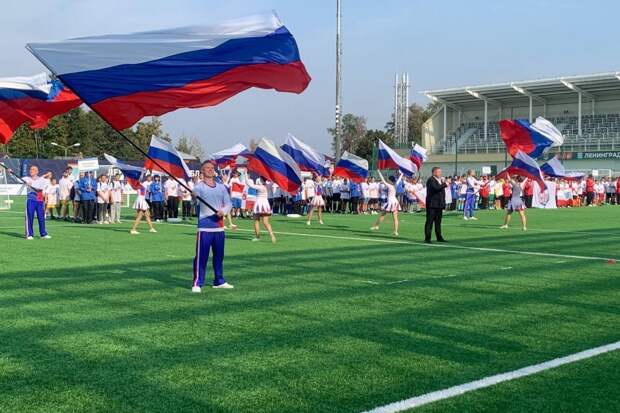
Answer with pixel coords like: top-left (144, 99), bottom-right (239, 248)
top-left (362, 340), bottom-right (620, 413)
top-left (220, 227), bottom-right (617, 262)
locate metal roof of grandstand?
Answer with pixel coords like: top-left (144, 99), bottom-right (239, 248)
top-left (422, 72), bottom-right (620, 106)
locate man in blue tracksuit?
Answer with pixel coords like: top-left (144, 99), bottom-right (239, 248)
top-left (22, 166), bottom-right (52, 240)
top-left (79, 171), bottom-right (97, 224)
top-left (191, 161), bottom-right (233, 293)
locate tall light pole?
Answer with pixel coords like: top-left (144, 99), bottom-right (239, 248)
top-left (50, 142), bottom-right (81, 158)
top-left (334, 0), bottom-right (342, 160)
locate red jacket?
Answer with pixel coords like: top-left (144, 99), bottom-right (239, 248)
top-left (616, 178), bottom-right (620, 194)
top-left (502, 182), bottom-right (511, 197)
top-left (523, 180), bottom-right (534, 196)
top-left (586, 178), bottom-right (594, 193)
top-left (480, 182), bottom-right (490, 197)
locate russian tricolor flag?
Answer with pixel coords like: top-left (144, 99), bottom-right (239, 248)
top-left (104, 153), bottom-right (144, 189)
top-left (497, 150), bottom-right (547, 189)
top-left (248, 138), bottom-right (301, 194)
top-left (540, 157), bottom-right (585, 180)
top-left (333, 151), bottom-right (368, 183)
top-left (409, 144), bottom-right (428, 171)
top-left (143, 136), bottom-right (191, 180)
top-left (209, 143), bottom-right (250, 168)
top-left (377, 139), bottom-right (417, 177)
top-left (0, 73), bottom-right (81, 144)
top-left (280, 133), bottom-right (329, 177)
top-left (499, 116), bottom-right (564, 158)
top-left (27, 12), bottom-right (311, 130)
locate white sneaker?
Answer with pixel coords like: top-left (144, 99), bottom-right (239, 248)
top-left (230, 224), bottom-right (238, 230)
top-left (130, 230), bottom-right (139, 235)
top-left (191, 286), bottom-right (201, 293)
top-left (213, 282), bottom-right (234, 289)
top-left (370, 226), bottom-right (379, 231)
top-left (270, 234), bottom-right (277, 244)
top-left (500, 225), bottom-right (508, 229)
top-left (251, 237), bottom-right (260, 242)
top-left (26, 236), bottom-right (34, 240)
top-left (42, 235), bottom-right (52, 239)
top-left (393, 232), bottom-right (399, 237)
top-left (306, 221), bottom-right (311, 226)
top-left (470, 217), bottom-right (478, 220)
top-left (319, 220), bottom-right (324, 225)
top-left (149, 228), bottom-right (157, 233)
top-left (463, 216), bottom-right (469, 220)
top-left (522, 227), bottom-right (527, 231)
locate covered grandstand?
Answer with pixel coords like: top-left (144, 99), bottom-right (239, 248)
top-left (422, 72), bottom-right (620, 155)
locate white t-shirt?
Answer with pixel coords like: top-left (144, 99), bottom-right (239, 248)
top-left (182, 180), bottom-right (193, 201)
top-left (361, 182), bottom-right (369, 198)
top-left (304, 179), bottom-right (316, 199)
top-left (58, 177), bottom-right (73, 200)
top-left (111, 180), bottom-right (123, 203)
top-left (368, 182), bottom-right (379, 198)
top-left (164, 179), bottom-right (178, 198)
top-left (97, 182), bottom-right (110, 203)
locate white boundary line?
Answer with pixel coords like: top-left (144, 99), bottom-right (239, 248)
top-left (362, 341), bottom-right (620, 413)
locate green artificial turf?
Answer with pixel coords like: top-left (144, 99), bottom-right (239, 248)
top-left (0, 198), bottom-right (618, 412)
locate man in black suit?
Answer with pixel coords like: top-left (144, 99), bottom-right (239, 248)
top-left (425, 166), bottom-right (447, 243)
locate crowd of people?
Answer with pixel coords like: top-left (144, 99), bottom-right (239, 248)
top-left (28, 165), bottom-right (620, 230)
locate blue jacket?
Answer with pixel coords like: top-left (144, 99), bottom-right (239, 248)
top-left (79, 177), bottom-right (97, 201)
top-left (349, 182), bottom-right (361, 198)
top-left (149, 181), bottom-right (164, 202)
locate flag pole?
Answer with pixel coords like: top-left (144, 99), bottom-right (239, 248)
top-left (0, 161), bottom-right (39, 192)
top-left (26, 45), bottom-right (218, 213)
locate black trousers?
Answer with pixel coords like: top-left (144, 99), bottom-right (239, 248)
top-left (524, 195), bottom-right (533, 208)
top-left (480, 196), bottom-right (489, 210)
top-left (167, 196), bottom-right (179, 218)
top-left (586, 192), bottom-right (594, 205)
top-left (152, 201), bottom-right (164, 220)
top-left (182, 200), bottom-right (192, 219)
top-left (424, 207), bottom-right (443, 241)
top-left (82, 200), bottom-right (95, 224)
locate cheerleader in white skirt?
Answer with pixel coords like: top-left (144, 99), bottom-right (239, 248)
top-left (306, 176), bottom-right (325, 226)
top-left (245, 175), bottom-right (276, 243)
top-left (370, 171), bottom-right (403, 236)
top-left (130, 181), bottom-right (157, 235)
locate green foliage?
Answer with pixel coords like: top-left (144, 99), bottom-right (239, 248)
top-left (327, 113), bottom-right (367, 155)
top-left (176, 135), bottom-right (205, 160)
top-left (354, 129), bottom-right (393, 161)
top-left (1, 109), bottom-right (170, 160)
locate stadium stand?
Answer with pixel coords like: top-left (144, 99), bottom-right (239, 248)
top-left (422, 72), bottom-right (620, 154)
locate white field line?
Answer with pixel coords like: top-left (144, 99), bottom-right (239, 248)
top-left (0, 219), bottom-right (617, 262)
top-left (361, 341), bottom-right (620, 413)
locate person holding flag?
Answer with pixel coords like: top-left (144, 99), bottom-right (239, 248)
top-left (192, 161), bottom-right (233, 293)
top-left (500, 176), bottom-right (528, 231)
top-left (370, 171), bottom-right (403, 236)
top-left (21, 165), bottom-right (52, 240)
top-left (306, 176), bottom-right (325, 226)
top-left (129, 179), bottom-right (157, 235)
top-left (244, 174), bottom-right (277, 243)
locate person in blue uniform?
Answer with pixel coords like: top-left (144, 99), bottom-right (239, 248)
top-left (191, 161), bottom-right (233, 293)
top-left (21, 166), bottom-right (52, 240)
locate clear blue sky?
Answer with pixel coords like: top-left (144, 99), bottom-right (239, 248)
top-left (2, 0), bottom-right (619, 153)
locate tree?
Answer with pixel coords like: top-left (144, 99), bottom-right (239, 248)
top-left (327, 113), bottom-right (367, 155)
top-left (385, 102), bottom-right (443, 145)
top-left (354, 129), bottom-right (393, 162)
top-left (176, 135), bottom-right (205, 160)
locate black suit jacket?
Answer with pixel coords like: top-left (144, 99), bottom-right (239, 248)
top-left (425, 177), bottom-right (447, 209)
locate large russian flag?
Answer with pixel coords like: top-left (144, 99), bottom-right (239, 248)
top-left (209, 143), bottom-right (250, 168)
top-left (27, 12), bottom-right (311, 130)
top-left (497, 150), bottom-right (546, 189)
top-left (104, 153), bottom-right (144, 189)
top-left (377, 139), bottom-right (417, 177)
top-left (143, 136), bottom-right (191, 180)
top-left (280, 133), bottom-right (329, 177)
top-left (248, 138), bottom-right (301, 194)
top-left (409, 144), bottom-right (428, 170)
top-left (333, 151), bottom-right (368, 183)
top-left (499, 116), bottom-right (564, 158)
top-left (0, 73), bottom-right (81, 144)
top-left (540, 157), bottom-right (585, 180)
